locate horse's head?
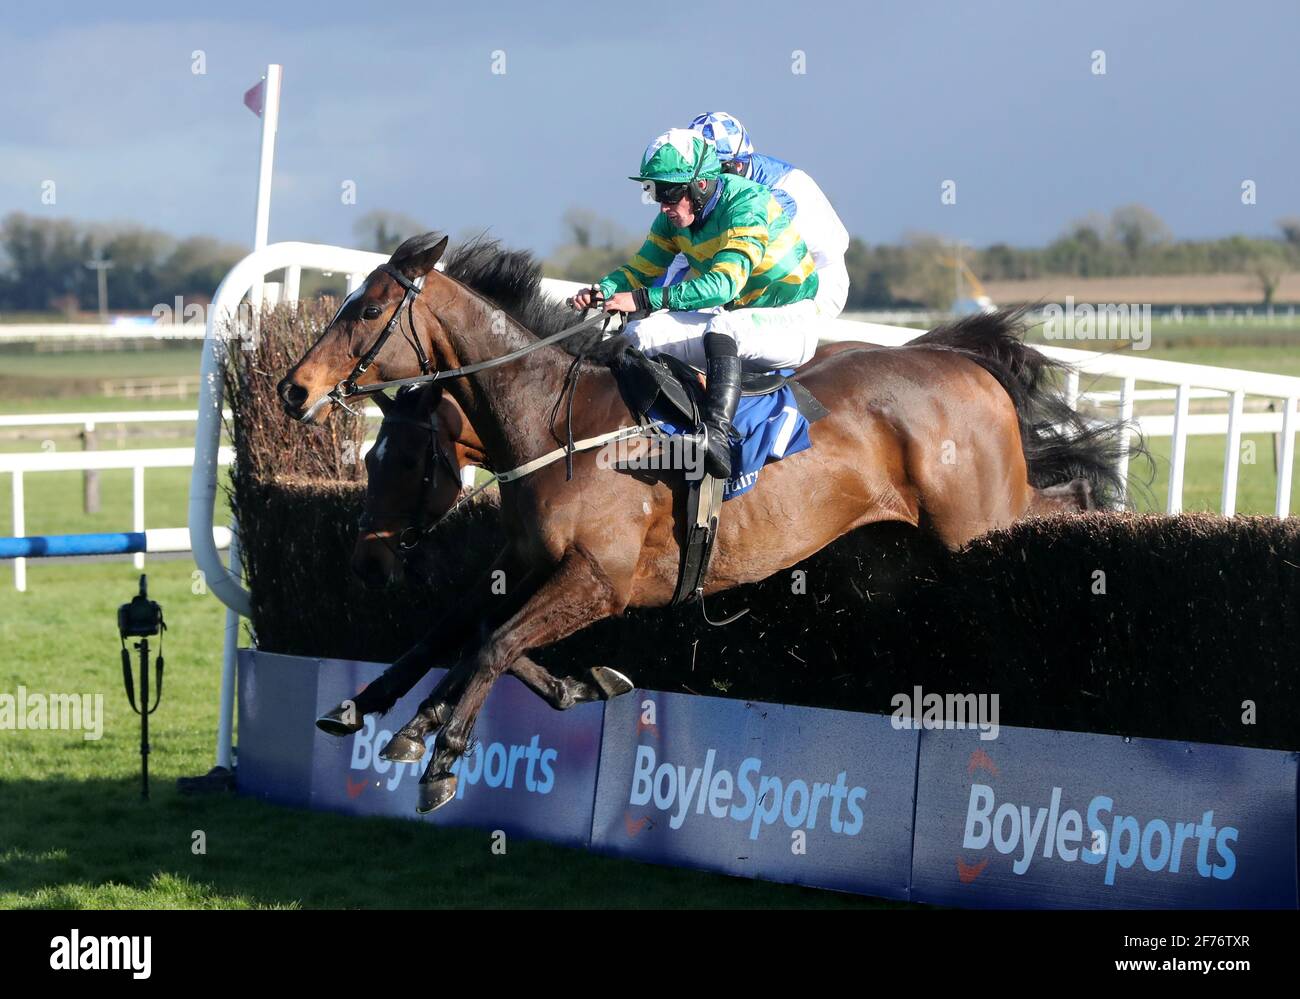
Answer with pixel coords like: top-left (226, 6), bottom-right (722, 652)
top-left (277, 233), bottom-right (450, 424)
top-left (352, 383), bottom-right (479, 588)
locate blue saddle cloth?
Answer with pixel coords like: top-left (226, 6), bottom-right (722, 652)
top-left (648, 371), bottom-right (812, 500)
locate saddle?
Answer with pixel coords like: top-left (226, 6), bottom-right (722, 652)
top-left (609, 343), bottom-right (829, 428)
top-left (601, 335), bottom-right (829, 610)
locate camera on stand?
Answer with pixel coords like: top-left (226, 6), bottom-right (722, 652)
top-left (118, 574), bottom-right (165, 800)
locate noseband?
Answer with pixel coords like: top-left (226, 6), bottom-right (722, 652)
top-left (327, 264), bottom-right (431, 415)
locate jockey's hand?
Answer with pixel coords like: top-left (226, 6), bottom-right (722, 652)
top-left (603, 292), bottom-right (638, 313)
top-left (571, 287), bottom-right (599, 311)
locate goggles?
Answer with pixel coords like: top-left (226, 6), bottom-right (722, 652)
top-left (643, 181), bottom-right (690, 205)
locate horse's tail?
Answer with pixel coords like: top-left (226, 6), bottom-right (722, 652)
top-left (909, 307), bottom-right (1145, 510)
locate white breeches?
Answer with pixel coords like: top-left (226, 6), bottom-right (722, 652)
top-left (624, 298), bottom-right (823, 371)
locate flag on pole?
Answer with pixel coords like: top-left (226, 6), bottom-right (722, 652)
top-left (243, 78), bottom-right (265, 118)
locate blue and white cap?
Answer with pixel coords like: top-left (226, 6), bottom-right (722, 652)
top-left (687, 111), bottom-right (753, 161)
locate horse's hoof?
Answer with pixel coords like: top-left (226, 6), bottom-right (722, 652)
top-left (379, 733), bottom-right (426, 763)
top-left (316, 703), bottom-right (364, 737)
top-left (589, 666), bottom-right (634, 700)
top-left (416, 776), bottom-right (457, 814)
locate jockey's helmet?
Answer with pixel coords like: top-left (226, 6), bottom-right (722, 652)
top-left (630, 128), bottom-right (721, 214)
top-left (687, 111), bottom-right (753, 170)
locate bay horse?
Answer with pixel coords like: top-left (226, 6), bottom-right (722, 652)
top-left (280, 232), bottom-right (1127, 813)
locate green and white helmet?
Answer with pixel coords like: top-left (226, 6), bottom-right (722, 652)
top-left (630, 128), bottom-right (722, 184)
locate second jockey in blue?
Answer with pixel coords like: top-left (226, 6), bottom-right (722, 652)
top-left (657, 111), bottom-right (851, 318)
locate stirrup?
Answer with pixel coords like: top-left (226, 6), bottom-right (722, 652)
top-left (697, 424), bottom-right (732, 479)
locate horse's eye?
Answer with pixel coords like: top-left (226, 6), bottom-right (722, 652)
top-left (363, 305), bottom-right (382, 320)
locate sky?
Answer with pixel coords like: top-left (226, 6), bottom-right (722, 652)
top-left (1, 0), bottom-right (1296, 258)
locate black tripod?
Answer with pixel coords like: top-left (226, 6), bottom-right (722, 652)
top-left (118, 575), bottom-right (165, 800)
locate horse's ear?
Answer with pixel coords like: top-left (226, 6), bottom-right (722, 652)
top-left (371, 390), bottom-right (394, 415)
top-left (417, 382), bottom-right (444, 412)
top-left (392, 234), bottom-right (449, 281)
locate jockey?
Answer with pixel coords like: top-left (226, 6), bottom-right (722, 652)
top-left (572, 128), bottom-right (820, 480)
top-left (676, 111), bottom-right (851, 318)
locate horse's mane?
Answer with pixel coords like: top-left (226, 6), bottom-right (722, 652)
top-left (391, 231), bottom-right (623, 369)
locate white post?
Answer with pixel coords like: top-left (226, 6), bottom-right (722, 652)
top-left (1167, 384), bottom-right (1190, 514)
top-left (284, 265), bottom-right (302, 304)
top-left (248, 64), bottom-right (283, 316)
top-left (1221, 390), bottom-right (1244, 516)
top-left (1277, 396), bottom-right (1297, 518)
top-left (216, 520), bottom-right (242, 772)
top-left (1065, 370), bottom-right (1079, 411)
top-left (11, 471), bottom-right (25, 592)
top-left (1116, 377), bottom-right (1134, 504)
top-left (133, 464), bottom-right (146, 570)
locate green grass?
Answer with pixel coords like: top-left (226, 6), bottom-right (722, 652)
top-left (0, 559), bottom-right (886, 909)
top-left (0, 344), bottom-right (205, 380)
top-left (1144, 342), bottom-right (1300, 377)
top-left (0, 344), bottom-right (206, 417)
top-left (0, 394), bottom-right (203, 415)
top-left (1136, 434), bottom-right (1297, 513)
top-left (1024, 321), bottom-right (1300, 375)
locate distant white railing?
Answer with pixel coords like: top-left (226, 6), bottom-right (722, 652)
top-left (2, 446), bottom-right (232, 590)
top-left (1, 435), bottom-right (404, 591)
top-left (0, 406), bottom-right (385, 430)
top-left (0, 323), bottom-right (208, 342)
top-left (0, 409), bottom-right (223, 428)
top-left (1036, 346), bottom-right (1297, 517)
top-left (817, 326), bottom-right (1300, 518)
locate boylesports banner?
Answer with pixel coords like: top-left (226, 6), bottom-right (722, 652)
top-left (237, 651), bottom-right (1298, 907)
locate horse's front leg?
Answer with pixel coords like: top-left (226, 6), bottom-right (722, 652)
top-left (376, 653), bottom-right (631, 763)
top-left (316, 547), bottom-right (528, 735)
top-left (415, 547), bottom-right (620, 813)
top-left (374, 549), bottom-right (629, 764)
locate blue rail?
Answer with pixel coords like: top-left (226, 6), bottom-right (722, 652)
top-left (0, 532), bottom-right (148, 558)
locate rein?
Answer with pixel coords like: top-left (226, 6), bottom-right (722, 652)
top-left (320, 264), bottom-right (430, 418)
top-left (395, 420), bottom-right (662, 552)
top-left (335, 308), bottom-right (613, 398)
top-left (341, 277), bottom-right (649, 550)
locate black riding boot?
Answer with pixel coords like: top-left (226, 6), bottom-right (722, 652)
top-left (699, 331), bottom-right (742, 479)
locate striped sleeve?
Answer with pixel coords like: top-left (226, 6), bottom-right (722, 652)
top-left (661, 189), bottom-right (770, 310)
top-left (598, 216), bottom-right (676, 298)
top-left (661, 249), bottom-right (753, 310)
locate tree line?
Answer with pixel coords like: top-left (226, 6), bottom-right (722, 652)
top-left (2, 206), bottom-right (1297, 317)
top-left (550, 206), bottom-right (1300, 310)
top-left (0, 213), bottom-right (247, 316)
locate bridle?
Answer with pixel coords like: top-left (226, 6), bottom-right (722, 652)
top-left (328, 272), bottom-right (651, 554)
top-left (357, 396), bottom-right (464, 556)
top-left (318, 264), bottom-right (430, 418)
